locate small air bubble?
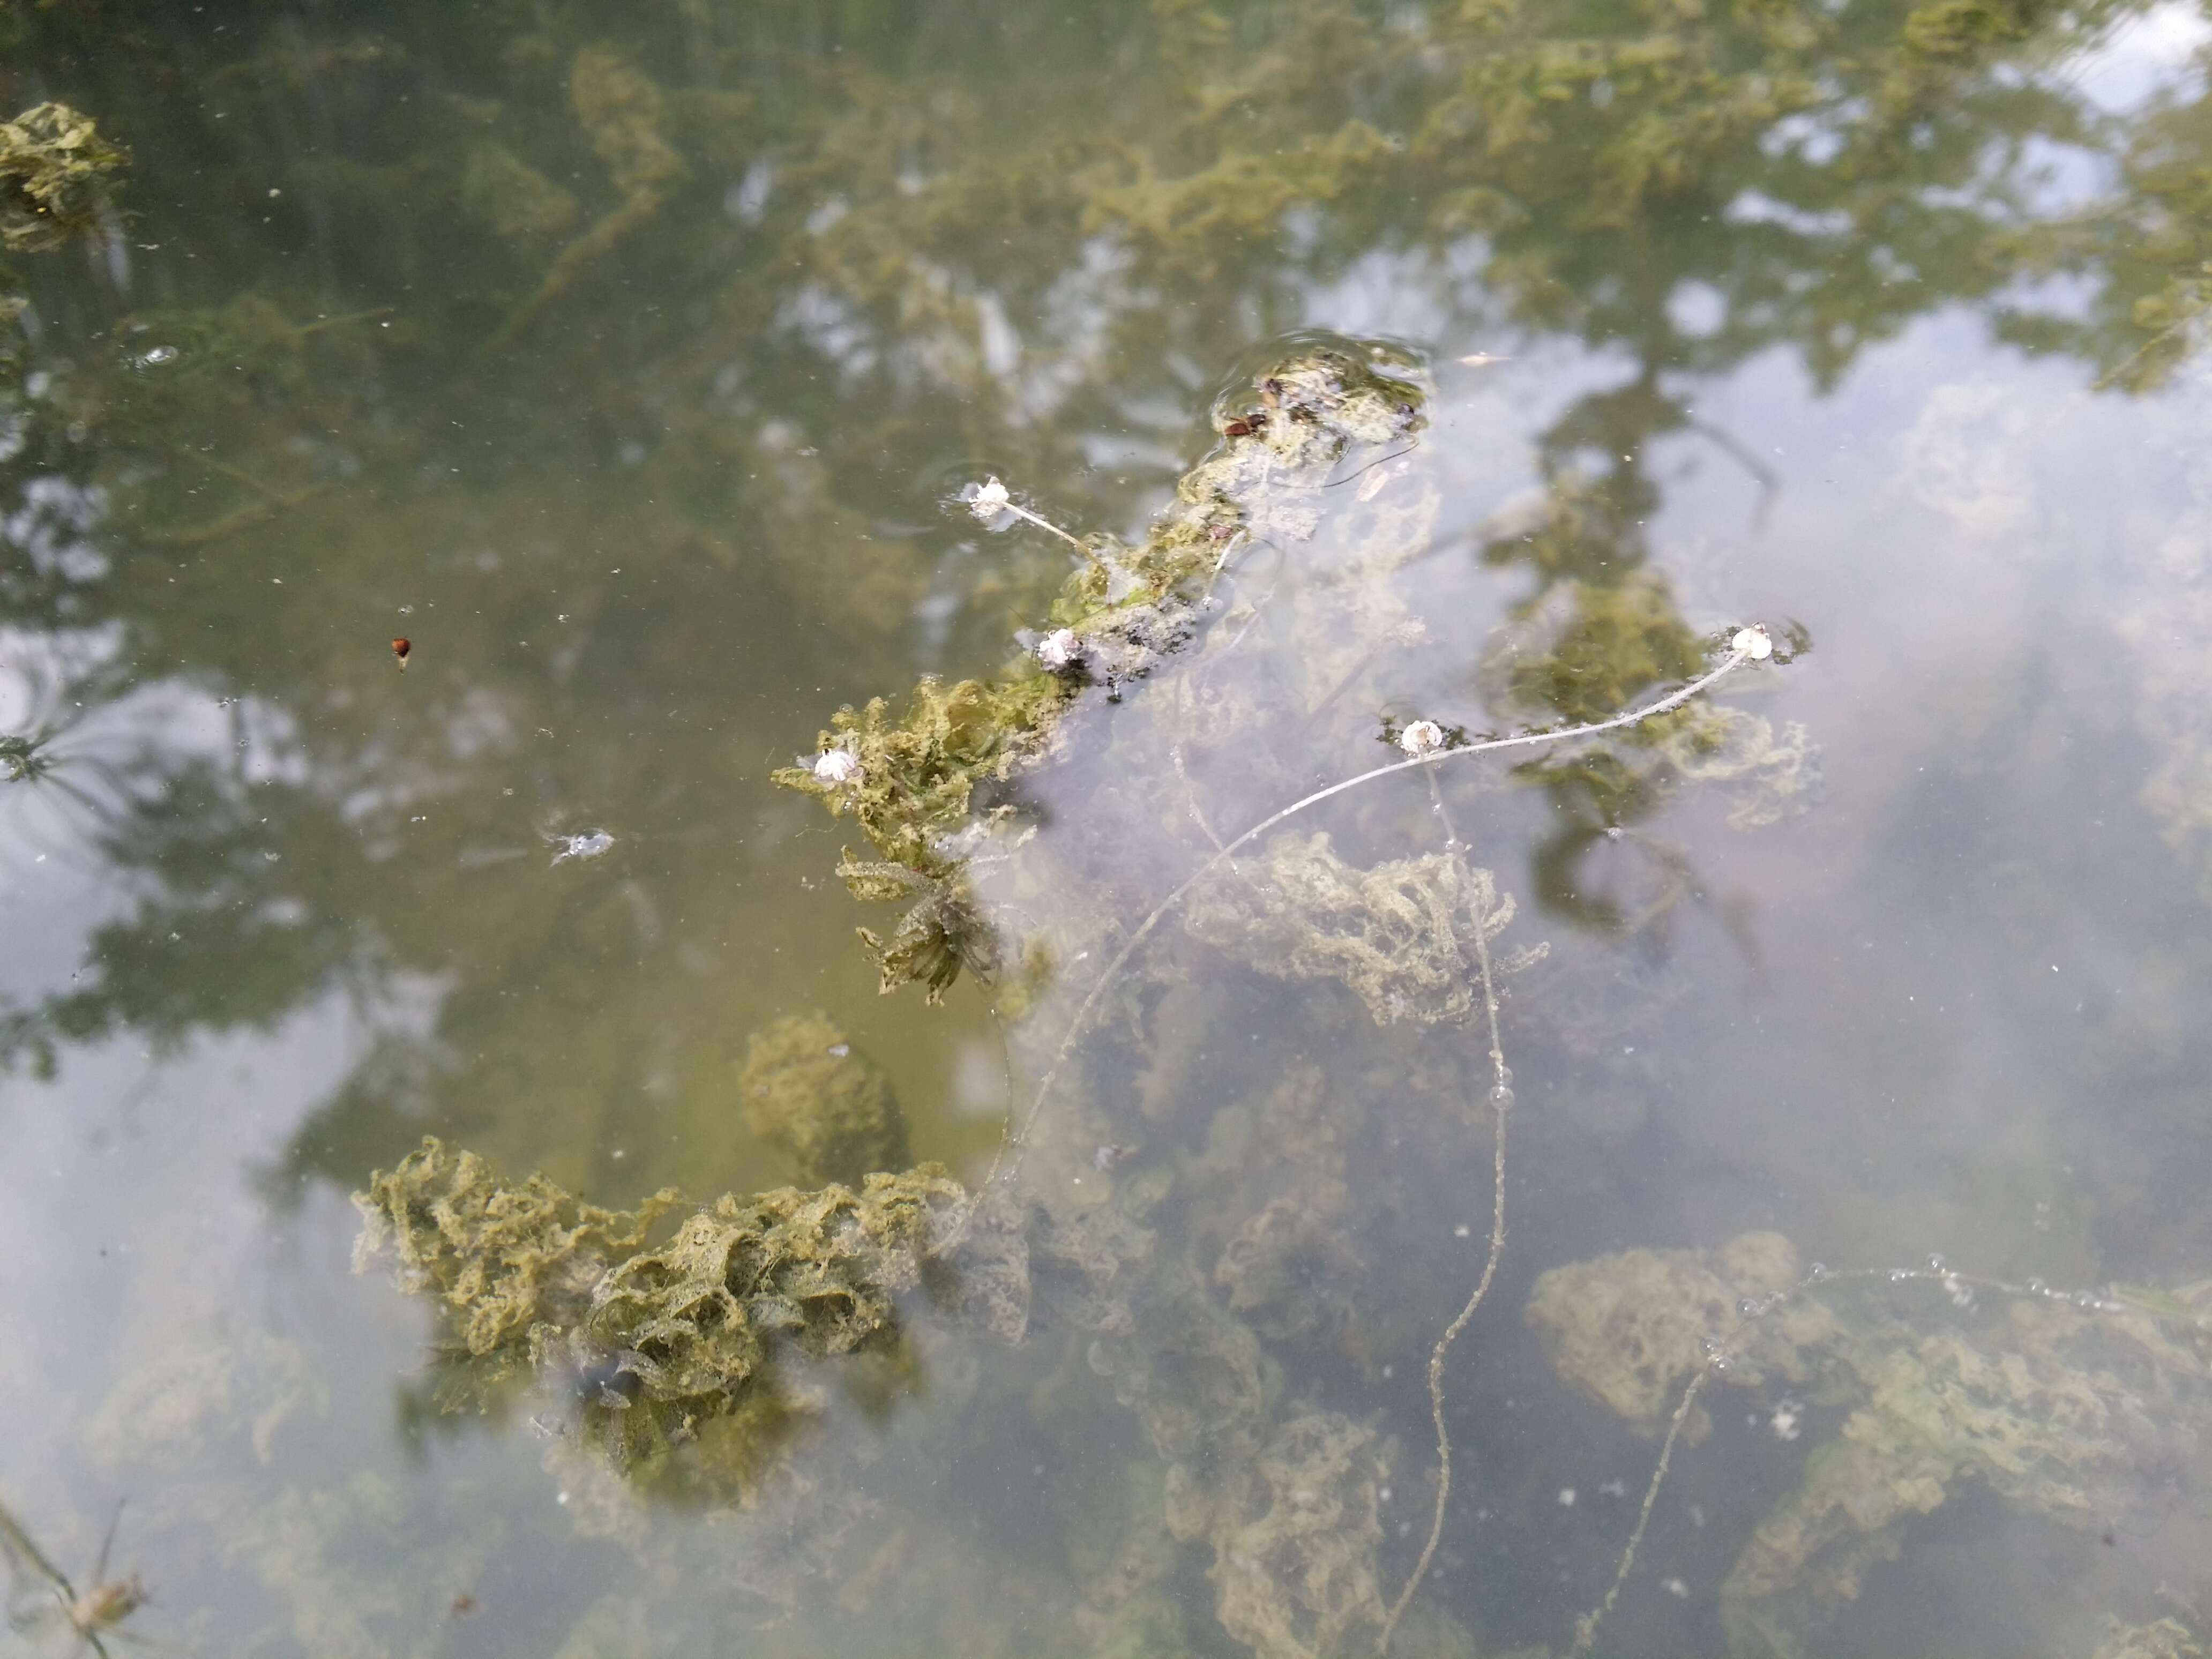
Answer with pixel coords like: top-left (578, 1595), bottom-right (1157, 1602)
top-left (1888, 1269), bottom-right (1910, 1283)
top-left (1927, 1253), bottom-right (1947, 1273)
top-left (1709, 1356), bottom-right (1729, 1374)
top-left (2026, 1278), bottom-right (2048, 1296)
top-left (1489, 1085), bottom-right (1515, 1110)
top-left (2074, 1291), bottom-right (2100, 1311)
top-left (1737, 1298), bottom-right (1759, 1317)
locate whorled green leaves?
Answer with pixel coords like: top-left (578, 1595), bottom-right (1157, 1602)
top-left (0, 102), bottom-right (126, 254)
top-left (773, 345), bottom-right (1425, 1001)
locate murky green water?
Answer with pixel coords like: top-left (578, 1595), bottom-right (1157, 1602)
top-left (9, 3), bottom-right (2212, 1655)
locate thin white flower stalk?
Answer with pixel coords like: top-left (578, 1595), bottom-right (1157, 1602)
top-left (969, 476), bottom-right (1090, 555)
top-left (979, 637), bottom-right (1764, 1195)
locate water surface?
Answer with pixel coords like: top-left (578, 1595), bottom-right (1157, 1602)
top-left (6, 3), bottom-right (2212, 1655)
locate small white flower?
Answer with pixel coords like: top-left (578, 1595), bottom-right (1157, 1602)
top-left (1770, 1399), bottom-right (1803, 1442)
top-left (1399, 719), bottom-right (1446, 758)
top-left (1731, 624), bottom-right (1774, 661)
top-left (812, 747), bottom-right (861, 785)
top-left (1662, 1578), bottom-right (1690, 1600)
top-left (1036, 628), bottom-right (1083, 672)
top-left (968, 476), bottom-right (1012, 522)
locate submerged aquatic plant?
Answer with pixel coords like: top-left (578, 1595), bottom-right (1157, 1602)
top-left (354, 1136), bottom-right (1029, 1483)
top-left (773, 347), bottom-right (1430, 1001)
top-left (1550, 1247), bottom-right (2212, 1657)
top-left (0, 103), bottom-right (127, 255)
top-left (759, 335), bottom-right (1795, 1655)
top-left (737, 1011), bottom-right (911, 1187)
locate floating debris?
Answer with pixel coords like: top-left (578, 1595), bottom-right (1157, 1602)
top-left (1036, 627), bottom-right (1084, 674)
top-left (0, 1495), bottom-right (147, 1659)
top-left (547, 828), bottom-right (615, 864)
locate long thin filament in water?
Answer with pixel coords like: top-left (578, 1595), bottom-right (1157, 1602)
top-left (1567, 1257), bottom-right (2076, 1649)
top-left (979, 646), bottom-right (1752, 1192)
top-left (1378, 769), bottom-right (1512, 1655)
top-left (1573, 1365), bottom-right (1714, 1655)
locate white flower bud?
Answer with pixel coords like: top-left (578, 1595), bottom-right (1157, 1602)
top-left (1399, 719), bottom-right (1446, 758)
top-left (1036, 628), bottom-right (1083, 672)
top-left (1731, 624), bottom-right (1773, 661)
top-left (811, 748), bottom-right (860, 785)
top-left (968, 476), bottom-right (1012, 522)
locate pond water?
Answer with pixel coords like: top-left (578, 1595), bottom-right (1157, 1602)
top-left (7, 3), bottom-right (2212, 1656)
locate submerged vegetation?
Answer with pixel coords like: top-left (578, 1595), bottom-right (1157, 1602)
top-left (1535, 1238), bottom-right (2212, 1658)
top-left (8, 0), bottom-right (2212, 1655)
top-left (772, 345), bottom-right (1426, 1000)
top-left (0, 101), bottom-right (125, 255)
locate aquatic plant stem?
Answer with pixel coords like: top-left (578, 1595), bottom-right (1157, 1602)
top-left (977, 645), bottom-right (1753, 1194)
top-left (1378, 780), bottom-right (1511, 1656)
top-left (1572, 1365), bottom-right (1713, 1656)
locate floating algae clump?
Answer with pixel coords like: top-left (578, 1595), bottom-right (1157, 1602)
top-left (352, 1137), bottom-right (682, 1365)
top-left (355, 1139), bottom-right (1020, 1433)
top-left (0, 103), bottom-right (127, 253)
top-left (738, 1011), bottom-right (910, 1187)
top-left (773, 346), bottom-right (1424, 1000)
top-left (567, 1165), bottom-right (970, 1402)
